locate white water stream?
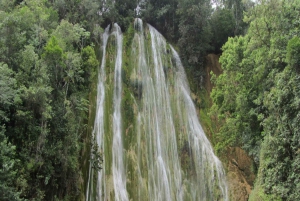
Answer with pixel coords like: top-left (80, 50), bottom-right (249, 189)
top-left (111, 24), bottom-right (129, 201)
top-left (86, 25), bottom-right (110, 201)
top-left (86, 19), bottom-right (228, 201)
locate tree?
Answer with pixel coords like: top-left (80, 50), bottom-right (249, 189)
top-left (0, 1), bottom-right (96, 199)
top-left (258, 65), bottom-right (300, 200)
top-left (176, 0), bottom-right (213, 87)
top-left (0, 63), bottom-right (23, 200)
top-left (221, 0), bottom-right (250, 35)
top-left (141, 0), bottom-right (180, 41)
top-left (0, 128), bottom-right (22, 201)
top-left (81, 45), bottom-right (99, 88)
top-left (210, 8), bottom-right (235, 53)
top-left (211, 0), bottom-right (300, 200)
top-left (286, 36), bottom-right (300, 72)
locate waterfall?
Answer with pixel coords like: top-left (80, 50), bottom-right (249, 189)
top-left (86, 19), bottom-right (228, 201)
top-left (111, 24), bottom-right (129, 201)
top-left (171, 48), bottom-right (228, 200)
top-left (86, 25), bottom-right (110, 201)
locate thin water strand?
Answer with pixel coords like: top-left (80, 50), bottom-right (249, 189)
top-left (111, 23), bottom-right (129, 201)
top-left (133, 18), bottom-right (184, 201)
top-left (86, 25), bottom-right (110, 201)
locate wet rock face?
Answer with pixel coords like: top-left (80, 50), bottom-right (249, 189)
top-left (86, 22), bottom-right (228, 201)
top-left (227, 147), bottom-right (256, 201)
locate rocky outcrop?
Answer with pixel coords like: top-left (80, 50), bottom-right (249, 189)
top-left (226, 147), bottom-right (255, 201)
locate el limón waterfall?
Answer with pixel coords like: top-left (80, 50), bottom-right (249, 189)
top-left (86, 19), bottom-right (228, 201)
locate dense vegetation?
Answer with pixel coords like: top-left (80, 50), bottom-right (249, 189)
top-left (0, 0), bottom-right (100, 200)
top-left (211, 0), bottom-right (300, 200)
top-left (141, 0), bottom-right (247, 87)
top-left (2, 0), bottom-right (299, 200)
top-left (0, 0), bottom-right (241, 200)
top-left (142, 0), bottom-right (300, 200)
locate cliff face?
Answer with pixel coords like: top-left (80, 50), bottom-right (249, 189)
top-left (226, 147), bottom-right (255, 201)
top-left (204, 54), bottom-right (256, 201)
top-left (85, 22), bottom-right (228, 201)
top-left (205, 54), bottom-right (222, 96)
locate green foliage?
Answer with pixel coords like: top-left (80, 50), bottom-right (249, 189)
top-left (249, 183), bottom-right (282, 201)
top-left (221, 0), bottom-right (250, 35)
top-left (0, 62), bottom-right (22, 200)
top-left (52, 20), bottom-right (90, 51)
top-left (176, 0), bottom-right (213, 89)
top-left (0, 63), bottom-right (19, 114)
top-left (91, 139), bottom-right (103, 171)
top-left (211, 0), bottom-right (300, 200)
top-left (6, 0), bottom-right (300, 200)
top-left (258, 64), bottom-right (300, 200)
top-left (0, 1), bottom-right (101, 200)
top-left (286, 36), bottom-right (300, 71)
top-left (113, 0), bottom-right (136, 31)
top-left (43, 36), bottom-right (64, 61)
top-left (211, 36), bottom-right (262, 157)
top-left (81, 46), bottom-right (99, 87)
top-left (0, 127), bottom-right (23, 201)
top-left (140, 0), bottom-right (251, 89)
top-left (141, 0), bottom-right (179, 41)
top-left (177, 0), bottom-right (212, 66)
top-left (0, 0), bottom-right (15, 12)
top-left (210, 8), bottom-right (235, 53)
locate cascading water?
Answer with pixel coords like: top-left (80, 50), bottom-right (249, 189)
top-left (86, 19), bottom-right (228, 201)
top-left (171, 48), bottom-right (228, 200)
top-left (86, 25), bottom-right (110, 201)
top-left (133, 19), bottom-right (183, 201)
top-left (111, 24), bottom-right (129, 201)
